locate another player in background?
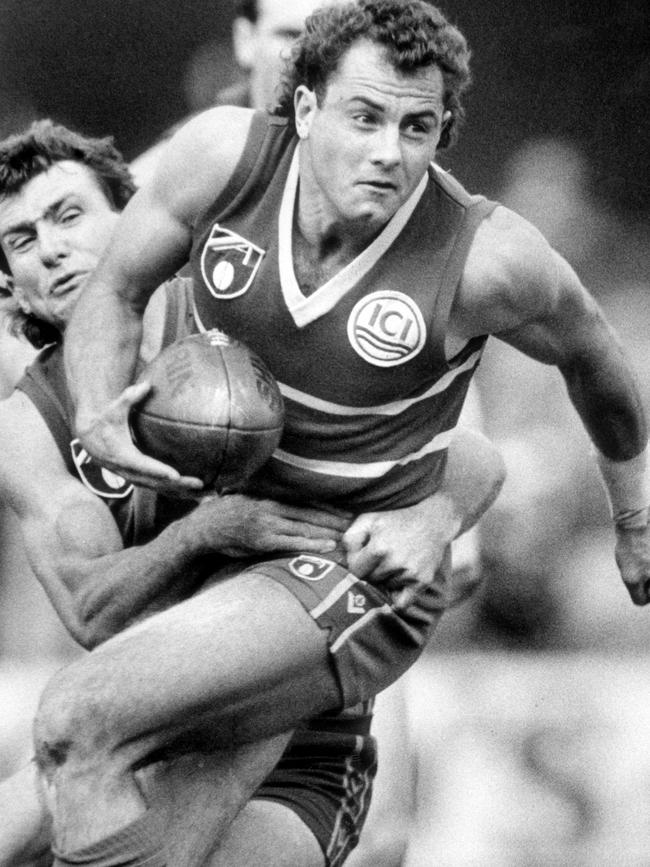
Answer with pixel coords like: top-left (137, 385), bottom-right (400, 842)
top-left (131, 0), bottom-right (322, 187)
top-left (0, 120), bottom-right (505, 865)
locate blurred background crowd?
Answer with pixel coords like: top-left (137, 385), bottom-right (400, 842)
top-left (1, 0), bottom-right (649, 863)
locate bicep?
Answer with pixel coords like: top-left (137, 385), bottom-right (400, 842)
top-left (95, 106), bottom-right (254, 308)
top-left (495, 244), bottom-right (612, 369)
top-left (0, 398), bottom-right (124, 613)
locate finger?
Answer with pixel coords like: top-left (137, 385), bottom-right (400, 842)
top-left (280, 507), bottom-right (352, 533)
top-left (279, 535), bottom-right (339, 554)
top-left (123, 380), bottom-right (153, 409)
top-left (346, 546), bottom-right (383, 580)
top-left (127, 474), bottom-right (205, 497)
top-left (240, 533), bottom-right (338, 555)
top-left (342, 519), bottom-right (371, 555)
top-left (393, 583), bottom-right (424, 612)
top-left (114, 451), bottom-right (204, 493)
top-left (279, 519), bottom-right (343, 541)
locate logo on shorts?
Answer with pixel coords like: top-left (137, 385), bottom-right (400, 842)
top-left (288, 555), bottom-right (336, 581)
top-left (200, 224), bottom-right (265, 299)
top-left (71, 439), bottom-right (133, 499)
top-left (347, 591), bottom-right (367, 614)
top-left (347, 290), bottom-right (426, 367)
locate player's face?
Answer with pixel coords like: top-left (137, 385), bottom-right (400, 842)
top-left (0, 161), bottom-right (120, 330)
top-left (238, 0), bottom-right (323, 110)
top-left (296, 40), bottom-right (450, 234)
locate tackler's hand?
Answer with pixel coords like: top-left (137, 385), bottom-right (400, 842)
top-left (343, 493), bottom-right (461, 612)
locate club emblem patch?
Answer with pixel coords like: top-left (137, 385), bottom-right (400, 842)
top-left (71, 439), bottom-right (133, 499)
top-left (288, 555), bottom-right (336, 581)
top-left (200, 224), bottom-right (265, 299)
top-left (347, 290), bottom-right (426, 367)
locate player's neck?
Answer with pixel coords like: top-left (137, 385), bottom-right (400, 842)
top-left (294, 199), bottom-right (382, 260)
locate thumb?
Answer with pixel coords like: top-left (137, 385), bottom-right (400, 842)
top-left (122, 380), bottom-right (153, 411)
top-left (342, 515), bottom-right (372, 555)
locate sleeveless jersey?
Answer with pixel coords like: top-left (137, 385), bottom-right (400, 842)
top-left (190, 112), bottom-right (496, 511)
top-left (16, 277), bottom-right (195, 546)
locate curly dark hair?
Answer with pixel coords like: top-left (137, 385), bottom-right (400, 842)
top-left (273, 0), bottom-right (471, 150)
top-left (0, 119), bottom-right (136, 348)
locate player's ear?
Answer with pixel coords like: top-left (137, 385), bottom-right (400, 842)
top-left (232, 17), bottom-right (257, 71)
top-left (294, 85), bottom-right (317, 140)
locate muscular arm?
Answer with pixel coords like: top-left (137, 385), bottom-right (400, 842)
top-left (452, 207), bottom-right (649, 602)
top-left (454, 208), bottom-right (646, 459)
top-left (64, 106), bottom-right (256, 492)
top-left (0, 391), bottom-right (347, 648)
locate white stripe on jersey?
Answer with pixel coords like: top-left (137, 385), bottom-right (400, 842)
top-left (273, 427), bottom-right (454, 478)
top-left (278, 147), bottom-right (430, 329)
top-left (278, 347), bottom-right (482, 417)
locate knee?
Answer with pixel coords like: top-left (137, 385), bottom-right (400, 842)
top-left (32, 662), bottom-right (112, 779)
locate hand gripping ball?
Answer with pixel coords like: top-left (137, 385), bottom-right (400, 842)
top-left (129, 330), bottom-right (284, 490)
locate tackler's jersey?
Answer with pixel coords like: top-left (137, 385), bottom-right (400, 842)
top-left (15, 278), bottom-right (196, 546)
top-left (191, 112), bottom-right (496, 511)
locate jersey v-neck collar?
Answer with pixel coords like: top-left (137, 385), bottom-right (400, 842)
top-left (278, 145), bottom-right (429, 328)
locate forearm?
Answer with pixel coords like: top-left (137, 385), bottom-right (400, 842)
top-left (52, 492), bottom-right (347, 647)
top-left (562, 342), bottom-right (647, 461)
top-left (64, 275), bottom-right (145, 432)
top-left (67, 503), bottom-right (216, 647)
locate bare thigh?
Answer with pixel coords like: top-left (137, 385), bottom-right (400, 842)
top-left (206, 800), bottom-right (325, 867)
top-left (36, 571), bottom-right (341, 764)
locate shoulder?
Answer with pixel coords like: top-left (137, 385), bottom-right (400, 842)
top-left (453, 205), bottom-right (576, 336)
top-left (143, 106), bottom-right (259, 228)
top-left (0, 390), bottom-right (72, 510)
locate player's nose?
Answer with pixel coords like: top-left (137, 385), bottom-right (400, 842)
top-left (38, 225), bottom-right (68, 267)
top-left (369, 124), bottom-right (402, 168)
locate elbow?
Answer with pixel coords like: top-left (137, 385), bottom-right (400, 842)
top-left (72, 593), bottom-right (120, 649)
top-left (59, 614), bottom-right (99, 650)
top-left (471, 447), bottom-right (507, 529)
top-left (67, 615), bottom-right (106, 651)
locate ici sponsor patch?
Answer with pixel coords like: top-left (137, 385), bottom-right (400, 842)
top-left (347, 290), bottom-right (426, 367)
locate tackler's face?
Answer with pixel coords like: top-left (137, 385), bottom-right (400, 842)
top-left (0, 160), bottom-right (120, 330)
top-left (295, 39), bottom-right (451, 234)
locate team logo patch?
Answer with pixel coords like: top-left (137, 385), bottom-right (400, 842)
top-left (71, 439), bottom-right (133, 500)
top-left (347, 591), bottom-right (367, 614)
top-left (288, 555), bottom-right (336, 581)
top-left (200, 224), bottom-right (265, 299)
top-left (347, 290), bottom-right (426, 367)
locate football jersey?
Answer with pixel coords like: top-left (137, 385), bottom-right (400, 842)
top-left (16, 277), bottom-right (195, 545)
top-left (190, 112), bottom-right (496, 511)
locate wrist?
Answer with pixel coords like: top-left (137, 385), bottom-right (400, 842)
top-left (593, 444), bottom-right (649, 528)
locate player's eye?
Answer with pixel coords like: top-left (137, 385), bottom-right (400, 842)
top-left (352, 112), bottom-right (377, 128)
top-left (59, 208), bottom-right (82, 224)
top-left (403, 120), bottom-right (431, 138)
top-left (7, 234), bottom-right (33, 252)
